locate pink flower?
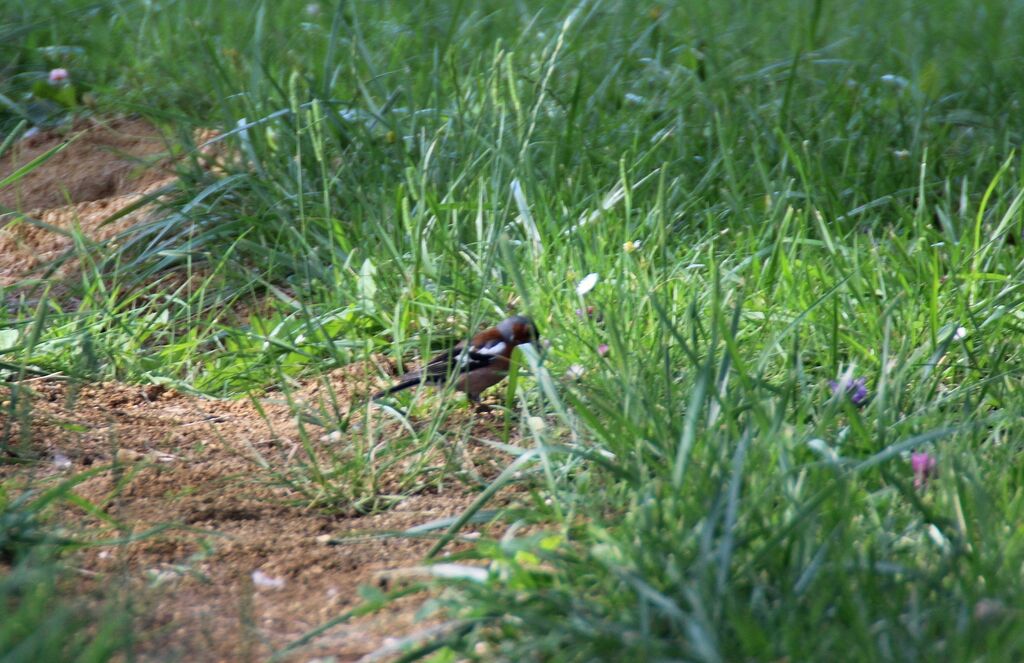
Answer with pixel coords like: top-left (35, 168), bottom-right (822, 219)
top-left (597, 343), bottom-right (609, 357)
top-left (48, 68), bottom-right (70, 84)
top-left (911, 451), bottom-right (937, 490)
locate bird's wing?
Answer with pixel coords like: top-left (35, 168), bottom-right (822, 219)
top-left (417, 338), bottom-right (508, 382)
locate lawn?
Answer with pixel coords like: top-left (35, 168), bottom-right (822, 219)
top-left (2, 0), bottom-right (1024, 660)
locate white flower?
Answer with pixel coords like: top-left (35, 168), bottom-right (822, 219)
top-left (575, 273), bottom-right (599, 296)
top-left (566, 364), bottom-right (586, 380)
top-left (954, 326), bottom-right (967, 340)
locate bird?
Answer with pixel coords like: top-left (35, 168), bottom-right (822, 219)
top-left (373, 315), bottom-right (540, 403)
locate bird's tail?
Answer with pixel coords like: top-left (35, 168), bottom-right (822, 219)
top-left (372, 377), bottom-right (421, 400)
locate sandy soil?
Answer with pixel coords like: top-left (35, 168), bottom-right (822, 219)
top-left (0, 120), bottom-right (516, 661)
top-left (0, 117), bottom-right (182, 287)
top-left (4, 370), bottom-right (506, 661)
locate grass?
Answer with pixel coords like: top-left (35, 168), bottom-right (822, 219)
top-left (3, 0), bottom-right (1024, 659)
top-left (0, 469), bottom-right (137, 662)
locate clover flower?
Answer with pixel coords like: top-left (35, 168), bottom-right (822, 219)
top-left (911, 451), bottom-right (937, 490)
top-left (829, 376), bottom-right (868, 406)
top-left (48, 68), bottom-right (70, 84)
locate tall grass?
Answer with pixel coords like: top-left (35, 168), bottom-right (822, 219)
top-left (3, 0), bottom-right (1024, 658)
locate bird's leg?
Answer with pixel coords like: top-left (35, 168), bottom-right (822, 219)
top-left (467, 392), bottom-right (493, 414)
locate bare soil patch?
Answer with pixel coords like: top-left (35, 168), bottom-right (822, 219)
top-left (0, 117), bottom-right (179, 287)
top-left (3, 368), bottom-right (513, 661)
top-left (1, 116), bottom-right (173, 212)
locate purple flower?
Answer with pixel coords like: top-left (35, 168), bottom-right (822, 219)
top-left (911, 451), bottom-right (937, 490)
top-left (597, 343), bottom-right (609, 357)
top-left (48, 68), bottom-right (70, 84)
top-left (829, 376), bottom-right (868, 406)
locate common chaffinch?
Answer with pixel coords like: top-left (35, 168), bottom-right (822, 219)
top-left (374, 315), bottom-right (540, 402)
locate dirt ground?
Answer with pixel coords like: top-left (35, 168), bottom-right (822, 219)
top-left (0, 117), bottom-right (182, 287)
top-left (0, 119), bottom-right (517, 661)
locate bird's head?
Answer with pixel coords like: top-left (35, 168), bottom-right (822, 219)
top-left (497, 315), bottom-right (539, 345)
